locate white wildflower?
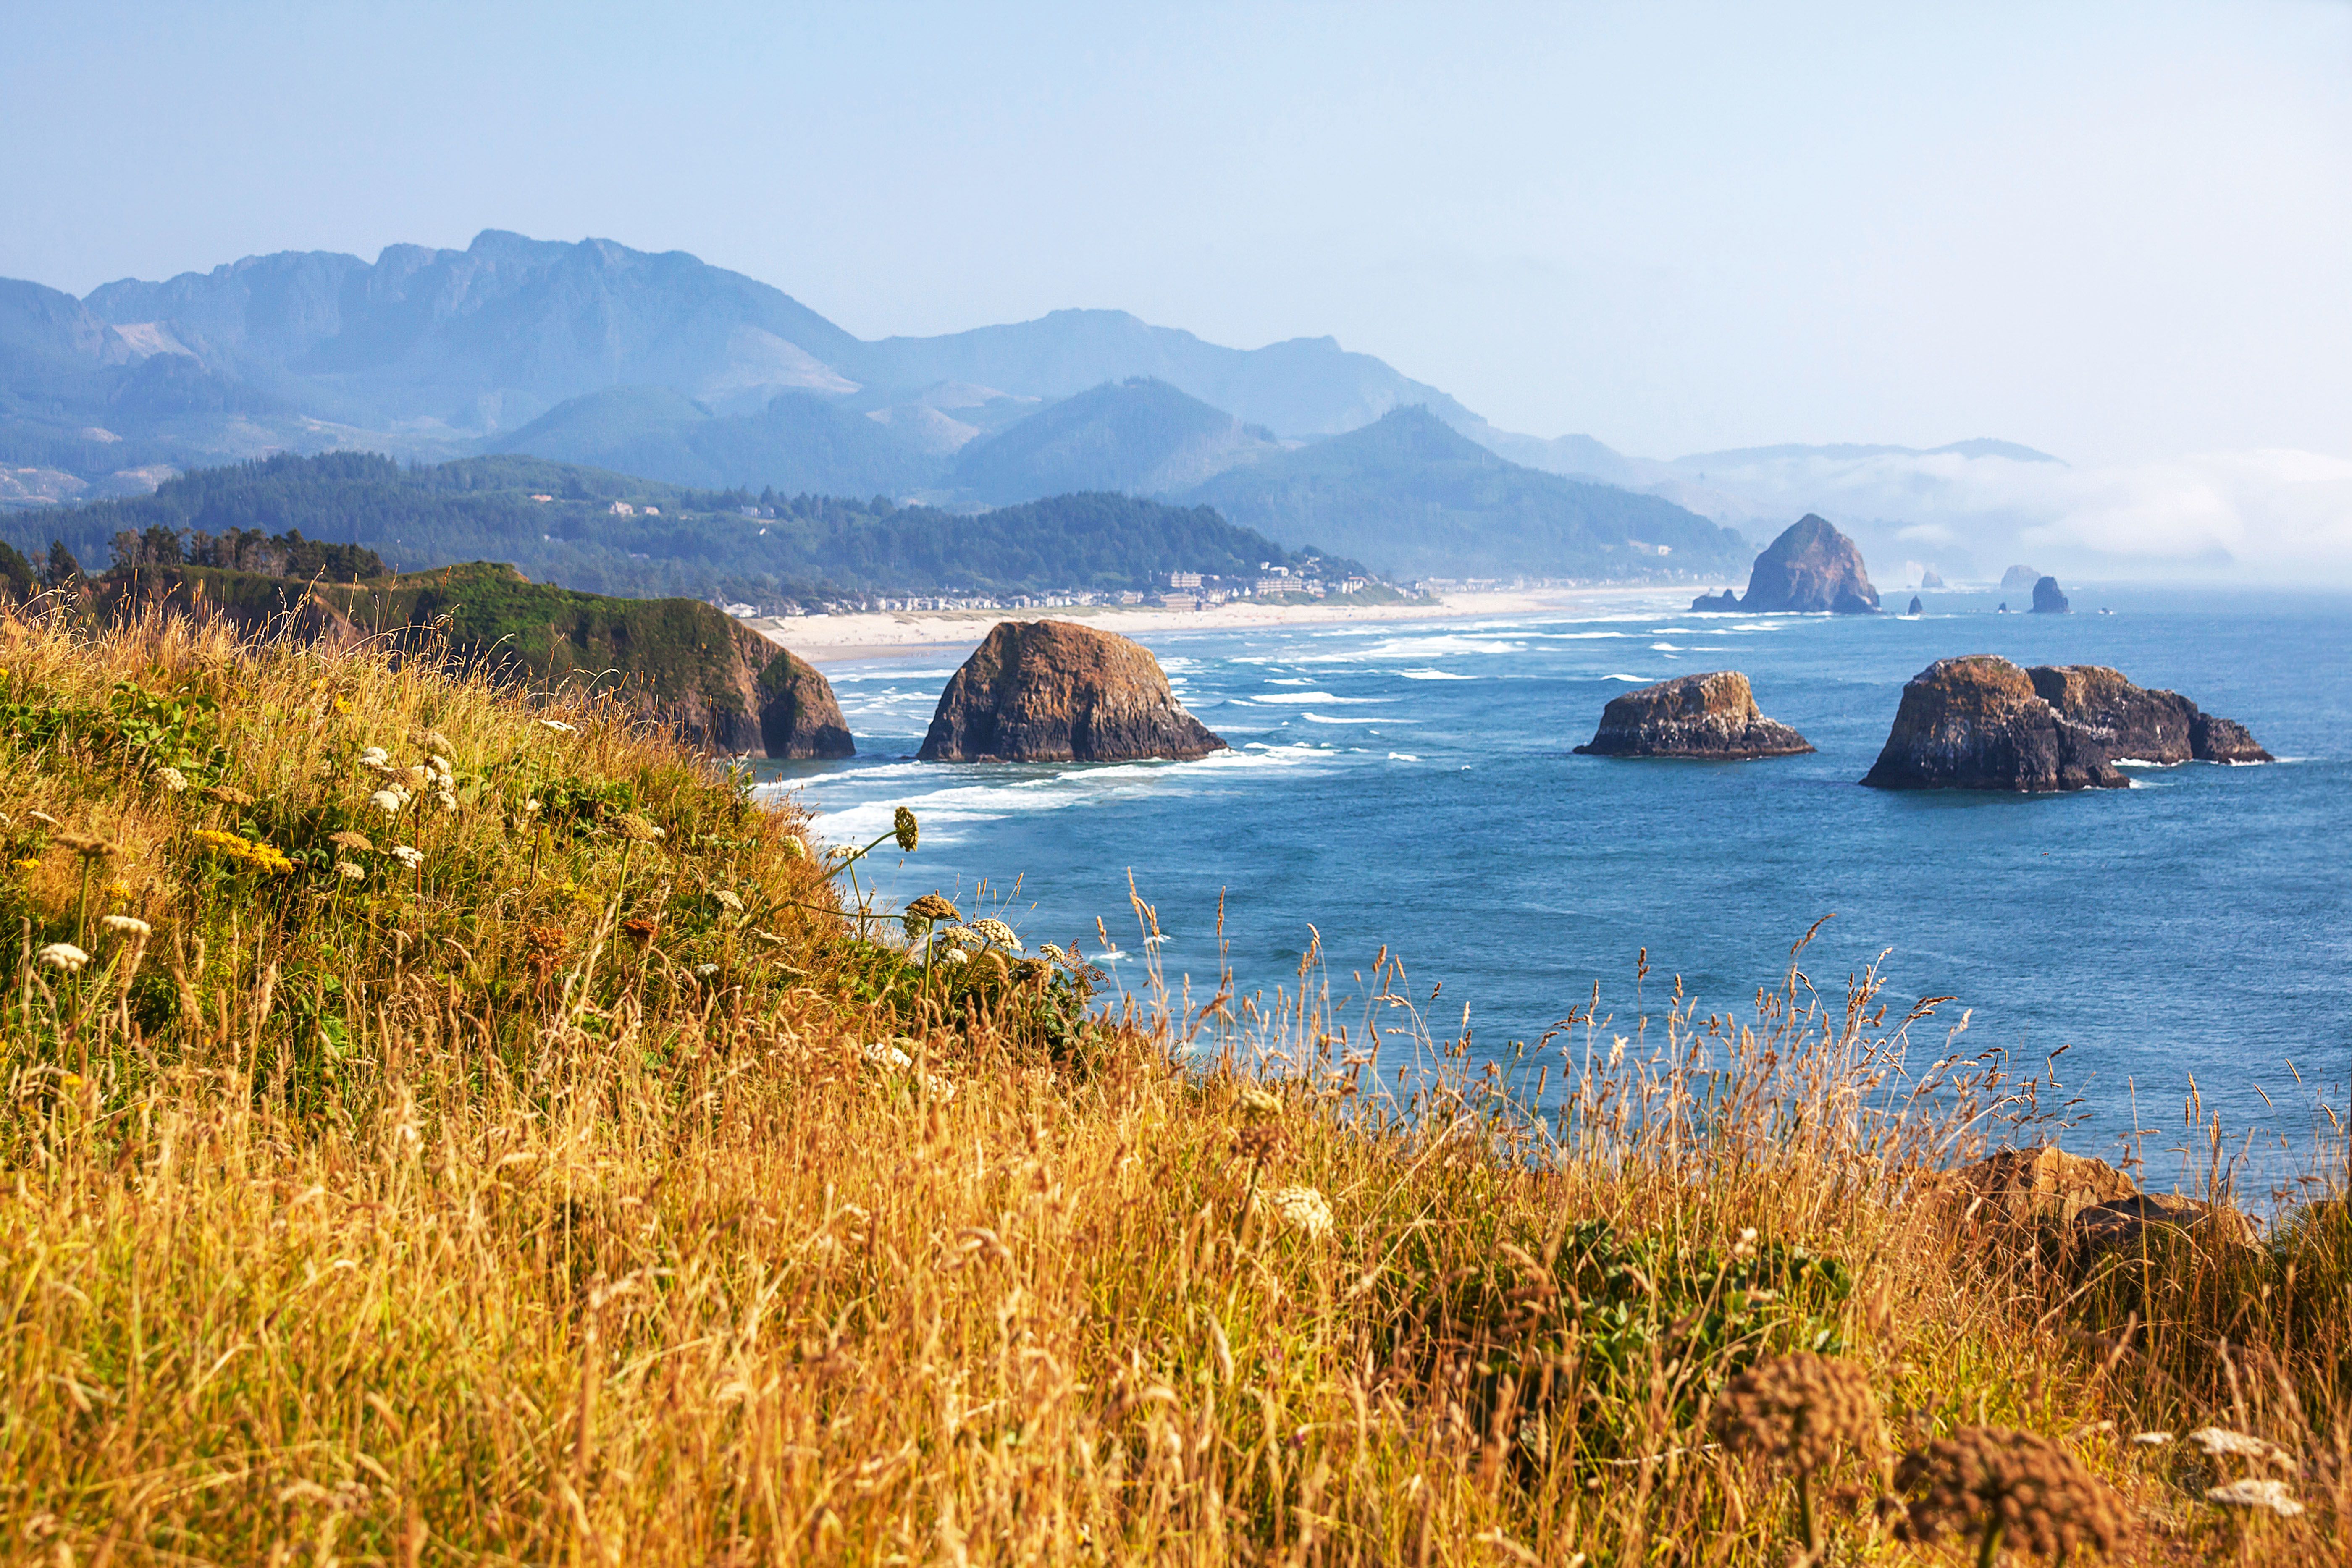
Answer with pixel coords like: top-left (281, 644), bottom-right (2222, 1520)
top-left (335, 860), bottom-right (366, 881)
top-left (537, 718), bottom-right (576, 733)
top-left (35, 942), bottom-right (90, 973)
top-left (2188, 1428), bottom-right (2289, 1464)
top-left (358, 746), bottom-right (391, 771)
top-left (523, 798), bottom-right (543, 815)
top-left (714, 890), bottom-right (744, 912)
top-left (429, 754), bottom-right (452, 775)
top-left (368, 789), bottom-right (403, 816)
top-left (1268, 1185), bottom-right (1334, 1241)
top-left (435, 789), bottom-right (458, 813)
top-left (402, 764), bottom-right (431, 789)
top-left (155, 765), bottom-right (189, 793)
top-left (972, 917), bottom-right (1021, 951)
top-left (943, 949), bottom-right (969, 965)
top-left (100, 914), bottom-right (152, 939)
top-left (2206, 1478), bottom-right (2304, 1517)
top-left (1036, 942), bottom-right (1069, 965)
top-left (389, 845), bottom-right (424, 870)
top-left (694, 962), bottom-right (720, 978)
top-left (860, 1038), bottom-right (916, 1071)
top-left (2130, 1431), bottom-right (2173, 1447)
top-left (1238, 1083), bottom-right (1284, 1118)
top-left (942, 925), bottom-right (984, 953)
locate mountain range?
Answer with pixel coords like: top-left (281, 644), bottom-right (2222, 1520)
top-left (0, 227), bottom-right (2066, 582)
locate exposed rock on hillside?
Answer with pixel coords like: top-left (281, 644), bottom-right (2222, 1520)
top-left (2031, 575), bottom-right (2070, 613)
top-left (1688, 514), bottom-right (1878, 614)
top-left (1946, 1146), bottom-right (2258, 1261)
top-left (2026, 664), bottom-right (2271, 765)
top-left (1861, 655), bottom-right (2126, 792)
top-left (1572, 671), bottom-right (1813, 759)
top-left (919, 619), bottom-right (1225, 763)
top-left (754, 647), bottom-right (856, 759)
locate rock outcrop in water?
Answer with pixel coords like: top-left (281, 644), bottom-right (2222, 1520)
top-left (2000, 564), bottom-right (2041, 592)
top-left (1906, 595), bottom-right (1923, 615)
top-left (754, 647), bottom-right (856, 759)
top-left (1864, 656), bottom-right (2273, 790)
top-left (2026, 664), bottom-right (2273, 764)
top-left (1861, 656), bottom-right (2127, 792)
top-left (1572, 671), bottom-right (1813, 759)
top-left (919, 619), bottom-right (1226, 763)
top-left (1688, 514), bottom-right (1878, 614)
top-left (2031, 575), bottom-right (2070, 614)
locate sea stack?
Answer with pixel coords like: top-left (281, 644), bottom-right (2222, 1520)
top-left (755, 646), bottom-right (856, 759)
top-left (2000, 565), bottom-right (2040, 592)
top-left (919, 619), bottom-right (1226, 763)
top-left (1861, 656), bottom-right (2126, 792)
top-left (2027, 664), bottom-right (2272, 764)
top-left (1688, 514), bottom-right (1878, 614)
top-left (1573, 671), bottom-right (1813, 759)
top-left (2031, 576), bottom-right (2071, 614)
top-left (1906, 595), bottom-right (1923, 615)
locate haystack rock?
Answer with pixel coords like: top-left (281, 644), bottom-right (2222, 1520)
top-left (1689, 514), bottom-right (1878, 614)
top-left (1906, 595), bottom-right (1923, 615)
top-left (919, 619), bottom-right (1226, 763)
top-left (2030, 575), bottom-right (2070, 614)
top-left (2000, 564), bottom-right (2041, 592)
top-left (1572, 671), bottom-right (1813, 760)
top-left (1861, 655), bottom-right (2126, 792)
top-left (2027, 664), bottom-right (2271, 765)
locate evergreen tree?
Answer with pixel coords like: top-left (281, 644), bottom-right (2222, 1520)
top-left (43, 540), bottom-right (81, 588)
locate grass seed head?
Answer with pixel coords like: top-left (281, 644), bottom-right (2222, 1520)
top-left (1893, 1426), bottom-right (2128, 1560)
top-left (1712, 1353), bottom-right (1883, 1476)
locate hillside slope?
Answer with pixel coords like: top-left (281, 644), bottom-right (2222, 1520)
top-left (948, 378), bottom-right (1280, 504)
top-left (7, 452), bottom-right (1347, 608)
top-left (488, 385), bottom-right (941, 496)
top-left (1185, 407), bottom-right (1748, 579)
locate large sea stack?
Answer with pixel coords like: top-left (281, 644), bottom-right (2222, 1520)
top-left (1690, 514), bottom-right (1878, 614)
top-left (919, 619), bottom-right (1226, 763)
top-left (1573, 671), bottom-right (1813, 759)
top-left (2026, 664), bottom-right (2271, 764)
top-left (1861, 656), bottom-right (2126, 792)
top-left (2030, 576), bottom-right (2071, 614)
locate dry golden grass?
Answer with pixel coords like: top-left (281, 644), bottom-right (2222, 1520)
top-left (0, 608), bottom-right (2343, 1564)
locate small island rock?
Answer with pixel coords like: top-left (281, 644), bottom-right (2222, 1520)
top-left (1688, 514), bottom-right (1878, 614)
top-left (2000, 564), bottom-right (2041, 592)
top-left (919, 619), bottom-right (1226, 763)
top-left (1920, 567), bottom-right (1947, 589)
top-left (1861, 655), bottom-right (2126, 792)
top-left (1906, 595), bottom-right (1923, 615)
top-left (1572, 671), bottom-right (1813, 760)
top-left (2027, 664), bottom-right (2271, 764)
top-left (2030, 575), bottom-right (2071, 614)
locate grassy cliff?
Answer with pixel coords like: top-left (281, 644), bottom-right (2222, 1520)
top-left (0, 611), bottom-right (2343, 1563)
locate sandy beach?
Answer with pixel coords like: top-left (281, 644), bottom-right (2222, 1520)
top-left (748, 584), bottom-right (1692, 664)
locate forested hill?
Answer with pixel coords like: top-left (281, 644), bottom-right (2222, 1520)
top-left (5, 452), bottom-right (1357, 609)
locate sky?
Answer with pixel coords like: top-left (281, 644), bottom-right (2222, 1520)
top-left (2, 2), bottom-right (2348, 471)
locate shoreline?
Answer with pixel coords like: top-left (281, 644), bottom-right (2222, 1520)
top-left (749, 583), bottom-right (1698, 665)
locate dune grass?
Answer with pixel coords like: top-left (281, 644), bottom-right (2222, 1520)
top-left (0, 608), bottom-right (2344, 1564)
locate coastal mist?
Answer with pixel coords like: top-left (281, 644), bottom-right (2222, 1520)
top-left (761, 586), bottom-right (2352, 1199)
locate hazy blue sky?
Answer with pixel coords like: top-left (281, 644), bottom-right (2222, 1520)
top-left (3, 3), bottom-right (2346, 465)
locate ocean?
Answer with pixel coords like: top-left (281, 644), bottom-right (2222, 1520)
top-left (753, 587), bottom-right (2352, 1197)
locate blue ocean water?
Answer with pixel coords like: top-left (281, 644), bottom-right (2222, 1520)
top-left (755, 587), bottom-right (2352, 1193)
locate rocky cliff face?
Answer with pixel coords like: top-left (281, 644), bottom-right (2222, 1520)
top-left (1572, 671), bottom-right (1813, 759)
top-left (1861, 655), bottom-right (2126, 792)
top-left (2026, 664), bottom-right (2271, 765)
top-left (919, 619), bottom-right (1226, 763)
top-left (753, 643), bottom-right (855, 758)
top-left (1689, 514), bottom-right (1878, 614)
